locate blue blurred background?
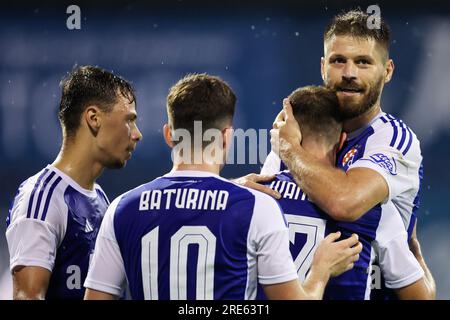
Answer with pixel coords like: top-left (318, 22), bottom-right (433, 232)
top-left (1, 0), bottom-right (449, 299)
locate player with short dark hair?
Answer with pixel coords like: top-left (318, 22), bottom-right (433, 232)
top-left (265, 9), bottom-right (436, 299)
top-left (167, 73), bottom-right (236, 135)
top-left (6, 65), bottom-right (142, 299)
top-left (83, 73), bottom-right (361, 300)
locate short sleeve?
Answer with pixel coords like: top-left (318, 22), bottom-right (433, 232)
top-left (348, 124), bottom-right (422, 203)
top-left (247, 190), bottom-right (298, 285)
top-left (6, 184), bottom-right (67, 273)
top-left (84, 197), bottom-right (127, 296)
top-left (374, 202), bottom-right (424, 289)
top-left (376, 234), bottom-right (424, 289)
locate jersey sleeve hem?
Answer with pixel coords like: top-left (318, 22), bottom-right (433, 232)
top-left (10, 258), bottom-right (53, 274)
top-left (384, 269), bottom-right (424, 289)
top-left (258, 271), bottom-right (298, 285)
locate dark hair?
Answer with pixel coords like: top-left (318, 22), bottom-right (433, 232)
top-left (288, 86), bottom-right (342, 144)
top-left (324, 9), bottom-right (391, 57)
top-left (167, 73), bottom-right (236, 144)
top-left (59, 65), bottom-right (136, 137)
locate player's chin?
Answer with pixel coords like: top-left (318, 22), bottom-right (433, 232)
top-left (106, 157), bottom-right (127, 169)
top-left (338, 94), bottom-right (363, 108)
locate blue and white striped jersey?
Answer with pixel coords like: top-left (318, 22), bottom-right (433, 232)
top-left (257, 171), bottom-right (423, 300)
top-left (262, 111), bottom-right (423, 241)
top-left (84, 170), bottom-right (298, 300)
top-left (261, 112), bottom-right (424, 299)
top-left (6, 165), bottom-right (109, 299)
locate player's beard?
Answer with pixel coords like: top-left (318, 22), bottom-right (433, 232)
top-left (326, 75), bottom-right (383, 120)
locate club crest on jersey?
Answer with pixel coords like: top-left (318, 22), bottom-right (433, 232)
top-left (342, 147), bottom-right (359, 168)
top-left (369, 153), bottom-right (397, 175)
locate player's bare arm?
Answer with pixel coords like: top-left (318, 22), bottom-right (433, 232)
top-left (272, 99), bottom-right (388, 221)
top-left (84, 288), bottom-right (118, 300)
top-left (12, 266), bottom-right (51, 300)
top-left (400, 221), bottom-right (436, 299)
top-left (262, 279), bottom-right (305, 300)
top-left (395, 278), bottom-right (435, 300)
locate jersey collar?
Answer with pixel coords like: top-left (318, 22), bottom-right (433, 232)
top-left (163, 170), bottom-right (222, 179)
top-left (346, 111), bottom-right (384, 141)
top-left (47, 164), bottom-right (99, 198)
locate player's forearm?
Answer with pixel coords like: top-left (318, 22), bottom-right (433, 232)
top-left (409, 238), bottom-right (436, 299)
top-left (280, 142), bottom-right (362, 221)
top-left (301, 266), bottom-right (330, 300)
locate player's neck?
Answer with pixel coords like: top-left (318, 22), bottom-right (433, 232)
top-left (171, 163), bottom-right (221, 175)
top-left (302, 140), bottom-right (336, 167)
top-left (52, 140), bottom-right (104, 190)
top-left (343, 103), bottom-right (381, 133)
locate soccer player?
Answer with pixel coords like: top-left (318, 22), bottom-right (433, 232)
top-left (83, 73), bottom-right (362, 300)
top-left (262, 85), bottom-right (432, 299)
top-left (265, 9), bottom-right (435, 299)
top-left (5, 65), bottom-right (142, 300)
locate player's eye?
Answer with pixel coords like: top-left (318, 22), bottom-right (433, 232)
top-left (127, 115), bottom-right (137, 123)
top-left (356, 59), bottom-right (371, 65)
top-left (331, 57), bottom-right (346, 64)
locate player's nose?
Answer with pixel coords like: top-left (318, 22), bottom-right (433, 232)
top-left (132, 125), bottom-right (143, 142)
top-left (342, 61), bottom-right (358, 80)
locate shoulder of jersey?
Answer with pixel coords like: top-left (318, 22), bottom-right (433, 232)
top-left (9, 166), bottom-right (69, 223)
top-left (371, 113), bottom-right (420, 157)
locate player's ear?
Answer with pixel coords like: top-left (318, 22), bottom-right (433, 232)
top-left (222, 127), bottom-right (234, 151)
top-left (163, 123), bottom-right (174, 148)
top-left (222, 127), bottom-right (233, 166)
top-left (320, 57), bottom-right (325, 81)
top-left (337, 131), bottom-right (347, 153)
top-left (384, 59), bottom-right (395, 83)
top-left (85, 105), bottom-right (101, 137)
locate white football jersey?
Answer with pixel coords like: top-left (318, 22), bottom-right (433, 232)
top-left (84, 170), bottom-right (298, 299)
top-left (6, 164), bottom-right (109, 299)
top-left (262, 111), bottom-right (423, 237)
top-left (261, 111), bottom-right (424, 296)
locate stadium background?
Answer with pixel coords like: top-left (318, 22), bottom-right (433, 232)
top-left (1, 0), bottom-right (449, 299)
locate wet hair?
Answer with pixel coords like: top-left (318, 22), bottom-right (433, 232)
top-left (59, 65), bottom-right (135, 137)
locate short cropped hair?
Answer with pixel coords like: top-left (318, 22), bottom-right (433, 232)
top-left (288, 86), bottom-right (342, 144)
top-left (167, 73), bottom-right (236, 140)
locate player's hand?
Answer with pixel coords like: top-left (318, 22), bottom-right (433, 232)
top-left (270, 99), bottom-right (303, 157)
top-left (312, 232), bottom-right (362, 278)
top-left (233, 173), bottom-right (281, 199)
